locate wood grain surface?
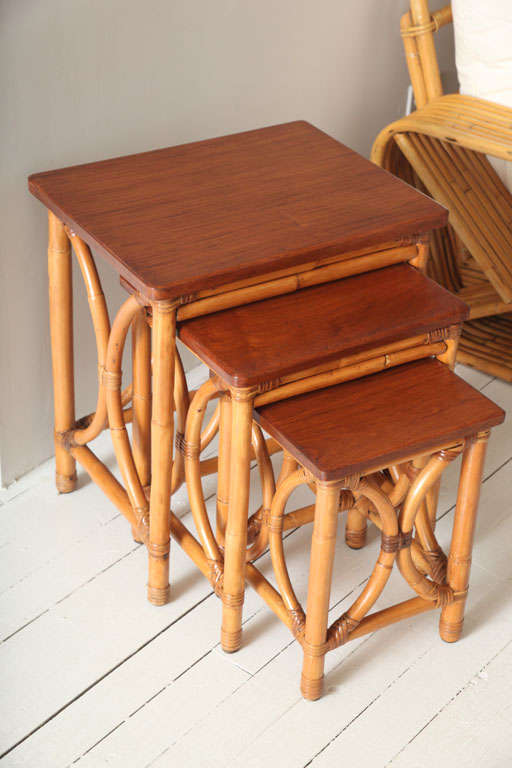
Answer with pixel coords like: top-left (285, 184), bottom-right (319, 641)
top-left (255, 359), bottom-right (505, 480)
top-left (179, 264), bottom-right (468, 386)
top-left (29, 121), bottom-right (447, 299)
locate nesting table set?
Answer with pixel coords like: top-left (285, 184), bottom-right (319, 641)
top-left (29, 121), bottom-right (505, 699)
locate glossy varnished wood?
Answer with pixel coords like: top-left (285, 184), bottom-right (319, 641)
top-left (179, 264), bottom-right (468, 386)
top-left (29, 122), bottom-right (447, 300)
top-left (255, 359), bottom-right (505, 480)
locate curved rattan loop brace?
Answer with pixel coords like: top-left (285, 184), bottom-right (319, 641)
top-left (67, 232), bottom-right (134, 444)
top-left (184, 378), bottom-right (225, 593)
top-left (66, 232), bottom-right (111, 446)
top-left (268, 468), bottom-right (314, 636)
top-left (397, 444), bottom-right (464, 605)
top-left (200, 402), bottom-right (220, 453)
top-left (414, 490), bottom-right (448, 583)
top-left (276, 452), bottom-right (298, 487)
top-left (325, 478), bottom-right (399, 650)
top-left (388, 471), bottom-right (410, 508)
top-left (354, 471), bottom-right (436, 579)
top-left (245, 423), bottom-right (277, 562)
top-left (104, 295), bottom-right (149, 539)
top-left (170, 352), bottom-right (190, 494)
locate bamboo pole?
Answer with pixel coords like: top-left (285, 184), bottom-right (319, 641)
top-left (345, 501), bottom-right (368, 549)
top-left (398, 445), bottom-right (463, 602)
top-left (274, 333), bottom-right (432, 387)
top-left (440, 432), bottom-right (489, 641)
top-left (147, 301), bottom-right (176, 605)
top-left (169, 511), bottom-right (211, 581)
top-left (170, 352), bottom-right (189, 495)
top-left (216, 394), bottom-right (232, 547)
top-left (301, 481), bottom-right (340, 701)
top-left (276, 452), bottom-right (298, 488)
top-left (221, 388), bottom-right (254, 652)
top-left (268, 470), bottom-right (309, 632)
top-left (282, 504), bottom-right (316, 531)
top-left (245, 422), bottom-right (276, 561)
top-left (68, 233), bottom-right (111, 446)
top-left (190, 241), bottom-right (414, 300)
top-left (409, 0), bottom-right (443, 102)
top-left (184, 379), bottom-right (223, 586)
top-left (104, 296), bottom-right (149, 546)
top-left (323, 479), bottom-right (398, 659)
top-left (349, 596), bottom-right (436, 640)
top-left (70, 444), bottom-right (137, 529)
top-left (400, 11), bottom-right (428, 109)
top-left (254, 341), bottom-right (446, 407)
top-left (246, 563), bottom-right (291, 628)
top-left (198, 436), bottom-right (282, 478)
top-left (48, 212), bottom-right (76, 492)
top-left (177, 246), bottom-right (416, 321)
top-left (132, 309), bottom-right (152, 487)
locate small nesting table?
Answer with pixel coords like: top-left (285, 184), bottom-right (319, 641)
top-left (29, 121), bottom-right (448, 605)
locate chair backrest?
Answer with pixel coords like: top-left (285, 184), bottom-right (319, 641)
top-left (401, 1), bottom-right (453, 107)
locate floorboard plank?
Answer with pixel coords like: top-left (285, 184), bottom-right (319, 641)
top-left (388, 641), bottom-right (512, 768)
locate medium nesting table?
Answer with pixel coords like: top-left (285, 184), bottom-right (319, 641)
top-left (28, 120), bottom-right (448, 605)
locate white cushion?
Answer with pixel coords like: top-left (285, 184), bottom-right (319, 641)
top-left (452, 0), bottom-right (512, 191)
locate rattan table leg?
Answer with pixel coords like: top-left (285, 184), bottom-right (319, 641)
top-left (221, 388), bottom-right (253, 652)
top-left (147, 301), bottom-right (176, 606)
top-left (48, 212), bottom-right (76, 493)
top-left (440, 431), bottom-right (490, 642)
top-left (301, 481), bottom-right (341, 700)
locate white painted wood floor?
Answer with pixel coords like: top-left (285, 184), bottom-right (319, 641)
top-left (1, 364), bottom-right (511, 768)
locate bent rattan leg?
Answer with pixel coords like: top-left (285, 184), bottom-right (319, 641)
top-left (301, 481), bottom-right (340, 700)
top-left (132, 309), bottom-right (151, 542)
top-left (221, 388), bottom-right (253, 652)
top-left (216, 393), bottom-right (232, 547)
top-left (48, 212), bottom-right (76, 493)
top-left (132, 309), bottom-right (151, 488)
top-left (148, 301), bottom-right (176, 605)
top-left (440, 431), bottom-right (489, 642)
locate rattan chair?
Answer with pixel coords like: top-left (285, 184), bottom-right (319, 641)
top-left (372, 0), bottom-right (512, 381)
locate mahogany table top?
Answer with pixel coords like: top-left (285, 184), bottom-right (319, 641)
top-left (255, 359), bottom-right (505, 480)
top-left (29, 121), bottom-right (447, 300)
top-left (179, 264), bottom-right (468, 387)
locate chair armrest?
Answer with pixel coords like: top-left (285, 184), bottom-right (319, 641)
top-left (372, 94), bottom-right (512, 166)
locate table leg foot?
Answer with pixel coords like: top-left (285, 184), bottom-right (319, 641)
top-left (56, 471), bottom-right (77, 494)
top-left (147, 584), bottom-right (171, 606)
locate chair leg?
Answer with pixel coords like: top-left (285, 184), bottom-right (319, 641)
top-left (221, 389), bottom-right (253, 652)
top-left (301, 481), bottom-right (340, 700)
top-left (440, 431), bottom-right (489, 642)
top-left (47, 211), bottom-right (76, 493)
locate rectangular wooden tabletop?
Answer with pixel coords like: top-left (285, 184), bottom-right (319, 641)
top-left (255, 359), bottom-right (505, 480)
top-left (29, 121), bottom-right (447, 300)
top-left (179, 264), bottom-right (468, 387)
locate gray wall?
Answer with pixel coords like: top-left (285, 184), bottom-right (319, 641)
top-left (0, 0), bottom-right (454, 486)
